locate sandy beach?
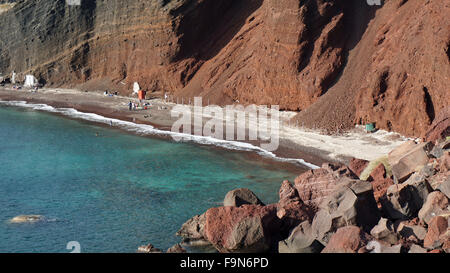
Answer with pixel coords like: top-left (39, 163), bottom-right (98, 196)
top-left (0, 86), bottom-right (410, 169)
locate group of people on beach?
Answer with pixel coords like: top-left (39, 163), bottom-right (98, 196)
top-left (128, 100), bottom-right (151, 111)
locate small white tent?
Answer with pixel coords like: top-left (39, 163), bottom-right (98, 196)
top-left (133, 82), bottom-right (140, 94)
top-left (11, 71), bottom-right (16, 84)
top-left (24, 75), bottom-right (38, 87)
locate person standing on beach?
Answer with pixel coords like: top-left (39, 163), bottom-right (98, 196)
top-left (128, 101), bottom-right (132, 111)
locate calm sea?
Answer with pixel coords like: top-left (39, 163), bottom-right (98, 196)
top-left (0, 103), bottom-right (304, 253)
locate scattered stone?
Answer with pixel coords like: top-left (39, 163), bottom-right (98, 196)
top-left (418, 191), bottom-right (449, 224)
top-left (278, 221), bottom-right (324, 253)
top-left (425, 107), bottom-right (450, 143)
top-left (369, 164), bottom-right (395, 208)
top-left (424, 216), bottom-right (448, 249)
top-left (321, 226), bottom-right (371, 253)
top-left (381, 175), bottom-right (432, 220)
top-left (370, 218), bottom-right (399, 245)
top-left (311, 179), bottom-right (380, 244)
top-left (348, 158), bottom-right (369, 178)
top-left (409, 244), bottom-right (427, 253)
top-left (176, 213), bottom-right (207, 242)
top-left (388, 141), bottom-right (433, 183)
top-left (204, 204), bottom-right (281, 253)
top-left (9, 215), bottom-right (45, 223)
top-left (380, 244), bottom-right (402, 253)
top-left (224, 188), bottom-right (265, 207)
top-left (397, 223), bottom-right (428, 241)
top-left (437, 176), bottom-right (450, 199)
top-left (137, 244), bottom-right (163, 253)
top-left (167, 244), bottom-right (187, 253)
top-left (294, 163), bottom-right (358, 208)
top-left (279, 180), bottom-right (301, 206)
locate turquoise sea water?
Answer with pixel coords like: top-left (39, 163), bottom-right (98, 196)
top-left (0, 104), bottom-right (303, 253)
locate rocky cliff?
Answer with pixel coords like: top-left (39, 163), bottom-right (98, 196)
top-left (0, 0), bottom-right (449, 138)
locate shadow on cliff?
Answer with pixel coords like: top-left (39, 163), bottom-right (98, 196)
top-left (321, 0), bottom-right (381, 93)
top-left (170, 0), bottom-right (263, 62)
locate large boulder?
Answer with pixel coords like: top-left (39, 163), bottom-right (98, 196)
top-left (176, 213), bottom-right (207, 242)
top-left (423, 216), bottom-right (448, 249)
top-left (223, 188), bottom-right (265, 207)
top-left (311, 179), bottom-right (380, 244)
top-left (321, 226), bottom-right (371, 253)
top-left (294, 163), bottom-right (358, 208)
top-left (204, 204), bottom-right (281, 253)
top-left (348, 158), bottom-right (370, 178)
top-left (277, 180), bottom-right (313, 235)
top-left (369, 164), bottom-right (395, 208)
top-left (388, 141), bottom-right (433, 183)
top-left (278, 221), bottom-right (324, 253)
top-left (418, 191), bottom-right (449, 225)
top-left (381, 174), bottom-right (433, 220)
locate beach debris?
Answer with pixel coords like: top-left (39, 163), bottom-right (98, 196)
top-left (9, 215), bottom-right (45, 224)
top-left (223, 188), bottom-right (265, 207)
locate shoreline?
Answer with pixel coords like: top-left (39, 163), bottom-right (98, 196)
top-left (0, 87), bottom-right (409, 170)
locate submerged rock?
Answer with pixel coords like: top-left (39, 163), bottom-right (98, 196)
top-left (9, 215), bottom-right (45, 224)
top-left (137, 244), bottom-right (163, 253)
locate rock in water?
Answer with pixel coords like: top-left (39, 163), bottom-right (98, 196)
top-left (166, 244), bottom-right (187, 253)
top-left (176, 214), bottom-right (207, 242)
top-left (204, 205), bottom-right (281, 253)
top-left (9, 215), bottom-right (45, 224)
top-left (223, 188), bottom-right (265, 207)
top-left (137, 244), bottom-right (163, 253)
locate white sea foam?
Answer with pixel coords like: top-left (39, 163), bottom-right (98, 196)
top-left (0, 100), bottom-right (320, 169)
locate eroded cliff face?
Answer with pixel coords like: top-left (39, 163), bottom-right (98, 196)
top-left (0, 0), bottom-right (449, 138)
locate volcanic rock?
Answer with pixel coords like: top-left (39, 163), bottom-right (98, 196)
top-left (137, 244), bottom-right (163, 253)
top-left (370, 218), bottom-right (399, 245)
top-left (294, 163), bottom-right (358, 208)
top-left (321, 226), bottom-right (371, 253)
top-left (381, 175), bottom-right (433, 220)
top-left (167, 244), bottom-right (187, 253)
top-left (223, 188), bottom-right (265, 207)
top-left (311, 179), bottom-right (380, 244)
top-left (176, 213), bottom-right (207, 242)
top-left (423, 216), bottom-right (448, 249)
top-left (418, 191), bottom-right (449, 225)
top-left (204, 204), bottom-right (281, 253)
top-left (369, 164), bottom-right (395, 208)
top-left (278, 221), bottom-right (324, 253)
top-left (388, 141), bottom-right (433, 183)
top-left (348, 158), bottom-right (369, 178)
